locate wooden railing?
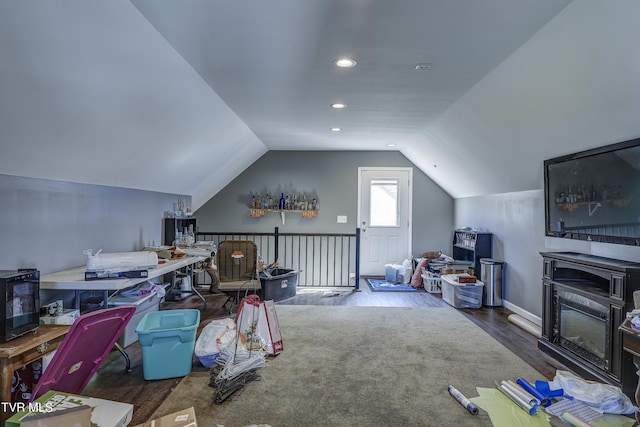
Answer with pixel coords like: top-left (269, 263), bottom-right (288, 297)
top-left (196, 227), bottom-right (360, 289)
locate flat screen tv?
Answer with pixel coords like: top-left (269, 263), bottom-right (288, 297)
top-left (544, 137), bottom-right (640, 246)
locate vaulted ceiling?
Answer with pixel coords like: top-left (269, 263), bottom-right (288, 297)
top-left (2, 1), bottom-right (639, 210)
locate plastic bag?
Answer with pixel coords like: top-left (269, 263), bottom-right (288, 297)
top-left (194, 318), bottom-right (237, 368)
top-left (235, 295), bottom-right (284, 355)
top-left (549, 370), bottom-right (637, 414)
top-left (401, 259), bottom-right (412, 285)
top-left (385, 261), bottom-right (412, 285)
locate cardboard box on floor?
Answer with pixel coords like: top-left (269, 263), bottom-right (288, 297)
top-left (5, 391), bottom-right (133, 427)
top-left (19, 405), bottom-right (92, 427)
top-left (133, 407), bottom-right (197, 427)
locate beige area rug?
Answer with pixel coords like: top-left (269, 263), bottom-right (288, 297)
top-left (152, 305), bottom-right (545, 427)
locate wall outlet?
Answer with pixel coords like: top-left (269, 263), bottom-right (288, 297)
top-left (337, 215), bottom-right (347, 223)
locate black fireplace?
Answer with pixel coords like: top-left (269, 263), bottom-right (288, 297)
top-left (539, 252), bottom-right (640, 398)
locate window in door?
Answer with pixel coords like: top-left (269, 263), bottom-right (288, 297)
top-left (369, 179), bottom-right (399, 227)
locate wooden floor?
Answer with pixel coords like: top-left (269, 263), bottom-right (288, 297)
top-left (81, 282), bottom-right (567, 425)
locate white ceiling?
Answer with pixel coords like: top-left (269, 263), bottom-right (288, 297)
top-left (2, 1), bottom-right (640, 210)
top-left (130, 0), bottom-right (571, 150)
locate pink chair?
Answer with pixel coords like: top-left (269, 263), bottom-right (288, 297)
top-left (29, 306), bottom-right (136, 402)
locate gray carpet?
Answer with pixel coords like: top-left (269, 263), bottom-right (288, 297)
top-left (152, 305), bottom-right (545, 426)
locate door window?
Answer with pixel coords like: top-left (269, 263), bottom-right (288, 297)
top-left (370, 179), bottom-right (398, 227)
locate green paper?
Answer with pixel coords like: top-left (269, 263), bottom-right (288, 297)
top-left (471, 387), bottom-right (551, 427)
top-left (471, 387), bottom-right (636, 427)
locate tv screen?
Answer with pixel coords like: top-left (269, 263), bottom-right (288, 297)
top-left (544, 137), bottom-right (640, 246)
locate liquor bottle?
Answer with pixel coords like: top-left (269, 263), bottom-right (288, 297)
top-left (183, 227), bottom-right (189, 246)
top-left (268, 194), bottom-right (273, 209)
top-left (186, 225), bottom-right (195, 247)
top-left (279, 193), bottom-right (286, 210)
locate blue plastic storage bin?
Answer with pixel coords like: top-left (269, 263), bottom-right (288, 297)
top-left (135, 309), bottom-right (200, 380)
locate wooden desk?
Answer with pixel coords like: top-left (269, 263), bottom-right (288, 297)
top-left (0, 325), bottom-right (69, 422)
top-left (618, 318), bottom-right (640, 423)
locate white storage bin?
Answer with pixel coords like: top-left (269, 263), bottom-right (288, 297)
top-left (108, 292), bottom-right (160, 347)
top-left (441, 274), bottom-right (484, 309)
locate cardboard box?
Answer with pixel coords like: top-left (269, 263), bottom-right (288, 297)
top-left (456, 273), bottom-right (477, 283)
top-left (441, 267), bottom-right (474, 275)
top-left (5, 390), bottom-right (133, 427)
top-left (133, 407), bottom-right (197, 427)
top-left (39, 309), bottom-right (80, 325)
top-left (19, 405), bottom-right (92, 427)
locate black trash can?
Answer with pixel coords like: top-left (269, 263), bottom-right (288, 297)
top-left (480, 259), bottom-right (505, 307)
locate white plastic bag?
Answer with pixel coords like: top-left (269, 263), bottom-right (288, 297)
top-left (402, 259), bottom-right (412, 285)
top-left (549, 370), bottom-right (637, 414)
top-left (194, 318), bottom-right (237, 367)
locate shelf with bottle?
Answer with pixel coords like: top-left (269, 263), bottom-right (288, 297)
top-left (249, 208), bottom-right (318, 218)
top-left (249, 191), bottom-right (319, 218)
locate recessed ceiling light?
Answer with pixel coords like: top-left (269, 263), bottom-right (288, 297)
top-left (334, 58), bottom-right (357, 68)
top-left (330, 127), bottom-right (342, 132)
top-left (331, 103), bottom-right (347, 109)
top-left (386, 143), bottom-right (396, 147)
top-left (415, 63), bottom-right (433, 71)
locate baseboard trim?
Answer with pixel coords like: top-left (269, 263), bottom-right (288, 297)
top-left (502, 300), bottom-right (541, 327)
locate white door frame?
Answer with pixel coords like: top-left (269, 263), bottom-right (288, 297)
top-left (357, 166), bottom-right (413, 275)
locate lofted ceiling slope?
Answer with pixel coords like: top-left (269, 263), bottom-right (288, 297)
top-left (0, 0), bottom-right (267, 210)
top-left (4, 1), bottom-right (640, 208)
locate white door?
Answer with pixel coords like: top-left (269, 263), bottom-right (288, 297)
top-left (357, 167), bottom-right (412, 276)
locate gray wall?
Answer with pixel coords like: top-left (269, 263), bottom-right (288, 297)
top-left (456, 189), bottom-right (640, 322)
top-left (195, 151), bottom-right (454, 257)
top-left (0, 174), bottom-right (186, 274)
top-left (455, 190), bottom-right (547, 319)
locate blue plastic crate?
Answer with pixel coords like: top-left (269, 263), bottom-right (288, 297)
top-left (135, 309), bottom-right (200, 380)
